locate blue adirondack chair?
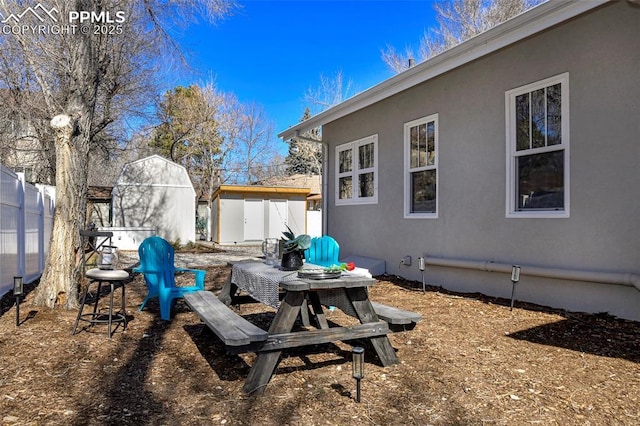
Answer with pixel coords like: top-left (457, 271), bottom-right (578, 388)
top-left (134, 236), bottom-right (205, 321)
top-left (304, 235), bottom-right (340, 267)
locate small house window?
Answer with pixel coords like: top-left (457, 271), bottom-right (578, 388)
top-left (506, 73), bottom-right (569, 218)
top-left (404, 114), bottom-right (438, 218)
top-left (335, 135), bottom-right (378, 205)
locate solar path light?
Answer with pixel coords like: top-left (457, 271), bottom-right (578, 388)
top-left (352, 346), bottom-right (365, 403)
top-left (510, 265), bottom-right (521, 311)
top-left (14, 276), bottom-right (24, 327)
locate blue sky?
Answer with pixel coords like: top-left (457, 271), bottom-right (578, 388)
top-left (175, 0), bottom-right (437, 151)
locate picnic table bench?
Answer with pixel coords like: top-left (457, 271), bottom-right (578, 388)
top-left (184, 291), bottom-right (268, 347)
top-left (370, 301), bottom-right (422, 331)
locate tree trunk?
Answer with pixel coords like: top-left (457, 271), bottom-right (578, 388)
top-left (33, 114), bottom-right (85, 309)
top-left (32, 4), bottom-right (96, 310)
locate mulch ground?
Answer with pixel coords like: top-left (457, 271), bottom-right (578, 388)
top-left (1, 262), bottom-right (639, 425)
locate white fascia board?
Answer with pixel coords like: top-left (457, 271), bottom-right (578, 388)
top-left (278, 0), bottom-right (609, 141)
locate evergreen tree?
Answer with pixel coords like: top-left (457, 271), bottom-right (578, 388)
top-left (285, 108), bottom-right (322, 175)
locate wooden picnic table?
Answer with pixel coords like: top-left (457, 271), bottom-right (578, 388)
top-left (185, 261), bottom-right (417, 395)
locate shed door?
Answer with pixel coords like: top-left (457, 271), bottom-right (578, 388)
top-left (244, 199), bottom-right (264, 241)
top-left (268, 199), bottom-right (288, 238)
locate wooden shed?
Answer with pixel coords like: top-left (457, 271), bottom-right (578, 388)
top-left (211, 185), bottom-right (309, 244)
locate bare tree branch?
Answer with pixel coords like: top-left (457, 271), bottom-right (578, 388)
top-left (0, 0), bottom-right (237, 308)
top-left (382, 0), bottom-right (544, 74)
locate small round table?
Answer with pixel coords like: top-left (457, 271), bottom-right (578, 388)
top-left (72, 268), bottom-right (130, 338)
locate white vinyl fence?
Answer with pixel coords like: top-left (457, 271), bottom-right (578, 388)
top-left (0, 164), bottom-right (54, 297)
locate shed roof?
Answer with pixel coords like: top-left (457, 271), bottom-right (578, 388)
top-left (115, 154), bottom-right (194, 191)
top-left (278, 0), bottom-right (608, 140)
top-left (212, 184), bottom-right (310, 199)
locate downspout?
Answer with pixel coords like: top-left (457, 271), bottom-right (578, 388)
top-left (294, 131), bottom-right (328, 235)
top-left (426, 256), bottom-right (640, 292)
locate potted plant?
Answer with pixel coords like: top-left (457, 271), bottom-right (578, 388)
top-left (280, 226), bottom-right (311, 270)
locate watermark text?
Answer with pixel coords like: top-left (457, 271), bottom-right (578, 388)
top-left (1, 3), bottom-right (126, 36)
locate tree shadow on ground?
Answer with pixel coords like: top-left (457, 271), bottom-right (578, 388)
top-left (183, 323), bottom-right (253, 381)
top-left (70, 320), bottom-right (170, 426)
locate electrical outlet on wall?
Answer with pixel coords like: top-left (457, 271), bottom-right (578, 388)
top-left (400, 255), bottom-right (412, 266)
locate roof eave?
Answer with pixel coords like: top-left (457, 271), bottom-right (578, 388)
top-left (277, 0), bottom-right (609, 141)
top-left (212, 184), bottom-right (311, 199)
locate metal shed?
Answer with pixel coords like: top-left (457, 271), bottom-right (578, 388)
top-left (211, 185), bottom-right (309, 244)
top-left (111, 155), bottom-right (196, 244)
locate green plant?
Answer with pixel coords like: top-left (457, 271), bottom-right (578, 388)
top-left (183, 241), bottom-right (197, 250)
top-left (170, 239), bottom-right (182, 250)
top-left (281, 225), bottom-right (311, 254)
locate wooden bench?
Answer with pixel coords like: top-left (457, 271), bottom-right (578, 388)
top-left (184, 291), bottom-right (268, 349)
top-left (371, 302), bottom-right (422, 331)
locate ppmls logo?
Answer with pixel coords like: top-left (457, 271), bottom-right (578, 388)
top-left (0, 3), bottom-right (59, 24)
top-left (2, 3), bottom-right (126, 35)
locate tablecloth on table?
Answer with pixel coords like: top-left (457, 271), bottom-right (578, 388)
top-left (231, 261), bottom-right (297, 308)
top-left (231, 261), bottom-right (370, 317)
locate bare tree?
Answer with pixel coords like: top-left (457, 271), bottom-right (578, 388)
top-left (303, 69), bottom-right (354, 115)
top-left (0, 0), bottom-right (236, 309)
top-left (196, 82), bottom-right (227, 201)
top-left (237, 102), bottom-right (277, 184)
top-left (0, 87), bottom-right (56, 184)
top-left (288, 69), bottom-right (356, 177)
top-left (382, 0), bottom-right (544, 73)
top-left (380, 45), bottom-right (418, 76)
top-left (211, 92), bottom-right (280, 185)
top-left (285, 108), bottom-right (322, 176)
top-left (214, 90), bottom-right (244, 186)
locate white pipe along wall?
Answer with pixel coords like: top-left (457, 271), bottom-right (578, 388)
top-left (425, 256), bottom-right (640, 292)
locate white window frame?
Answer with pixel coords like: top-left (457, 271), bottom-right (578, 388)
top-left (404, 114), bottom-right (438, 219)
top-left (335, 134), bottom-right (378, 205)
top-left (505, 73), bottom-right (570, 218)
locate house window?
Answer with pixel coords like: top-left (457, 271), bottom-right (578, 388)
top-left (506, 73), bottom-right (569, 218)
top-left (335, 135), bottom-right (378, 205)
top-left (404, 114), bottom-right (438, 218)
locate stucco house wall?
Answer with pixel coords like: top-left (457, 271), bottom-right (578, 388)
top-left (286, 1), bottom-right (640, 320)
top-left (111, 155), bottom-right (196, 244)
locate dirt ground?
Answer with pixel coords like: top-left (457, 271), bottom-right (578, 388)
top-left (1, 252), bottom-right (639, 425)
